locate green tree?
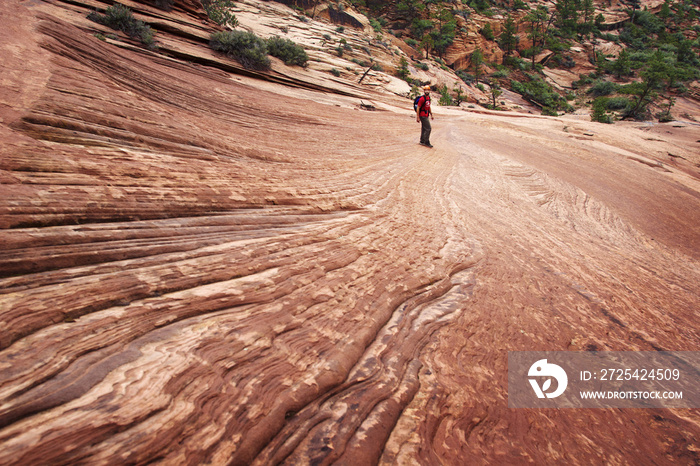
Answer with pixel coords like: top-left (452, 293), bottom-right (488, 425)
top-left (472, 47), bottom-right (484, 84)
top-left (611, 49), bottom-right (632, 78)
top-left (623, 51), bottom-right (672, 119)
top-left (595, 13), bottom-right (605, 30)
top-left (429, 7), bottom-right (457, 58)
top-left (628, 0), bottom-right (641, 17)
top-left (555, 0), bottom-right (580, 36)
top-left (591, 97), bottom-right (613, 123)
top-left (438, 85), bottom-right (454, 105)
top-left (203, 0), bottom-right (238, 27)
top-left (453, 85), bottom-right (466, 105)
top-left (660, 0), bottom-right (672, 22)
top-left (677, 40), bottom-right (699, 66)
top-left (411, 18), bottom-right (433, 38)
top-left (580, 0), bottom-right (596, 37)
top-left (397, 0), bottom-right (425, 22)
top-left (524, 6), bottom-right (550, 67)
top-left (420, 33), bottom-right (435, 59)
top-left (490, 81), bottom-right (503, 109)
top-left (499, 15), bottom-right (519, 58)
top-left (656, 96), bottom-right (675, 122)
top-left (481, 23), bottom-right (495, 41)
top-left (396, 56), bottom-right (412, 83)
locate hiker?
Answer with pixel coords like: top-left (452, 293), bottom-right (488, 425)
top-left (415, 85), bottom-right (434, 148)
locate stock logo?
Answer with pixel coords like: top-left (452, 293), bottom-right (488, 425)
top-left (528, 359), bottom-right (568, 399)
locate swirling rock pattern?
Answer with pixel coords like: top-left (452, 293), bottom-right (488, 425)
top-left (1, 0), bottom-right (699, 464)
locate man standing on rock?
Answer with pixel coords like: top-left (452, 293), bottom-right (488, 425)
top-left (416, 85), bottom-right (434, 148)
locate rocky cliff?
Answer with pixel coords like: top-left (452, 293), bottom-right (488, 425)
top-left (1, 0), bottom-right (699, 464)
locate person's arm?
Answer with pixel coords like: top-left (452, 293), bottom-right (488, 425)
top-left (416, 97), bottom-right (421, 122)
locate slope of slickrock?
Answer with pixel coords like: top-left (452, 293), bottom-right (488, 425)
top-left (1, 1), bottom-right (699, 464)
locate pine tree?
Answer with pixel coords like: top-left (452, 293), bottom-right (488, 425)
top-left (611, 49), bottom-right (631, 78)
top-left (498, 15), bottom-right (519, 57)
top-left (660, 0), bottom-right (671, 22)
top-left (524, 6), bottom-right (549, 67)
top-left (429, 7), bottom-right (457, 58)
top-left (472, 47), bottom-right (484, 84)
top-left (397, 0), bottom-right (425, 21)
top-left (555, 0), bottom-right (580, 36)
top-left (580, 0), bottom-right (595, 37)
top-left (490, 82), bottom-right (503, 109)
top-left (623, 51), bottom-right (671, 119)
top-left (481, 23), bottom-right (495, 41)
top-left (591, 97), bottom-right (613, 123)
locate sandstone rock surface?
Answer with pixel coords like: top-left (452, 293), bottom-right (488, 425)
top-left (1, 0), bottom-right (699, 464)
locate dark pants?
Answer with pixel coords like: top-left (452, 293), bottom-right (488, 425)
top-left (420, 116), bottom-right (431, 145)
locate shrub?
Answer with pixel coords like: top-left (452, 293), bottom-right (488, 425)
top-left (561, 55), bottom-right (576, 68)
top-left (572, 73), bottom-right (596, 89)
top-left (210, 31), bottom-right (271, 70)
top-left (588, 80), bottom-right (619, 97)
top-left (599, 32), bottom-right (619, 43)
top-left (511, 75), bottom-right (573, 112)
top-left (508, 56), bottom-right (532, 71)
top-left (331, 68), bottom-right (341, 77)
top-left (267, 36), bottom-right (308, 66)
top-left (456, 69), bottom-right (474, 84)
top-left (605, 96), bottom-right (630, 110)
top-left (630, 10), bottom-right (665, 35)
top-left (87, 4), bottom-right (155, 48)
